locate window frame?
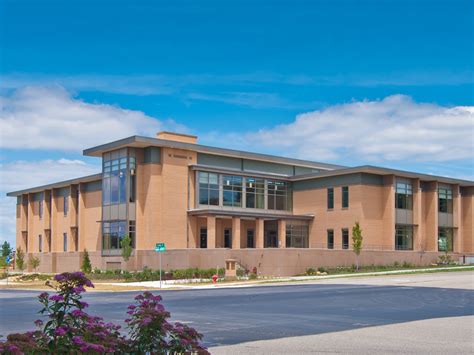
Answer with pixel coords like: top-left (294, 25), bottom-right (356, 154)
top-left (327, 188), bottom-right (334, 210)
top-left (342, 229), bottom-right (349, 249)
top-left (395, 224), bottom-right (414, 251)
top-left (327, 229), bottom-right (334, 249)
top-left (341, 186), bottom-right (349, 208)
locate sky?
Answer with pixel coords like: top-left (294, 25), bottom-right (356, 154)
top-left (0, 0), bottom-right (473, 246)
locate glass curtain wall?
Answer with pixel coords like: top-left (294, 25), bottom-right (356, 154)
top-left (395, 225), bottom-right (413, 250)
top-left (223, 175), bottom-right (243, 207)
top-left (285, 222), bottom-right (309, 248)
top-left (102, 221), bottom-right (127, 250)
top-left (199, 172), bottom-right (219, 206)
top-left (246, 177), bottom-right (265, 209)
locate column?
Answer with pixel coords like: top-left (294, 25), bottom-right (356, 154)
top-left (412, 179), bottom-right (422, 251)
top-left (453, 184), bottom-right (462, 253)
top-left (207, 216), bottom-right (216, 249)
top-left (232, 217), bottom-right (241, 249)
top-left (278, 219), bottom-right (286, 248)
top-left (256, 218), bottom-right (264, 248)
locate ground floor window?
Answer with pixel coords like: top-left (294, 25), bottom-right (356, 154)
top-left (395, 225), bottom-right (414, 250)
top-left (342, 229), bottom-right (349, 249)
top-left (247, 229), bottom-right (255, 248)
top-left (264, 221), bottom-right (278, 248)
top-left (224, 228), bottom-right (232, 248)
top-left (286, 222), bottom-right (309, 248)
top-left (63, 232), bottom-right (68, 252)
top-left (200, 228), bottom-right (207, 248)
top-left (102, 221), bottom-right (127, 250)
top-left (38, 234), bottom-right (42, 253)
top-left (327, 229), bottom-right (334, 249)
top-left (438, 227), bottom-right (453, 252)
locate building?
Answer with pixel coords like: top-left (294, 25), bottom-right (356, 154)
top-left (7, 132), bottom-right (474, 275)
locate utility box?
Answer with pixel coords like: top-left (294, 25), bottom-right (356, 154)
top-left (225, 259), bottom-right (237, 280)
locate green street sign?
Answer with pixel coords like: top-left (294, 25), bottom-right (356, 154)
top-left (155, 243), bottom-right (166, 252)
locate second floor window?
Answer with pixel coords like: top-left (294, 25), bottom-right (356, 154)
top-left (39, 200), bottom-right (43, 219)
top-left (396, 179), bottom-right (413, 210)
top-left (342, 186), bottom-right (349, 208)
top-left (246, 177), bottom-right (265, 209)
top-left (438, 185), bottom-right (453, 213)
top-left (64, 196), bottom-right (69, 216)
top-left (327, 188), bottom-right (334, 209)
top-left (267, 180), bottom-right (289, 211)
top-left (199, 172), bottom-right (219, 206)
top-left (223, 175), bottom-right (243, 207)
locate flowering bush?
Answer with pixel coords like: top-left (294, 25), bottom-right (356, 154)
top-left (0, 272), bottom-right (208, 354)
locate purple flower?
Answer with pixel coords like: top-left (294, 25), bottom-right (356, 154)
top-left (38, 292), bottom-right (49, 300)
top-left (71, 309), bottom-right (84, 317)
top-left (72, 336), bottom-right (85, 345)
top-left (72, 286), bottom-right (86, 293)
top-left (141, 317), bottom-right (152, 326)
top-left (134, 294), bottom-right (144, 301)
top-left (49, 295), bottom-right (64, 302)
top-left (34, 319), bottom-right (43, 327)
top-left (85, 279), bottom-right (95, 288)
top-left (79, 301), bottom-right (89, 308)
top-left (54, 327), bottom-right (66, 336)
top-left (54, 274), bottom-right (66, 282)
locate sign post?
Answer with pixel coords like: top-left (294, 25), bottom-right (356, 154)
top-left (155, 243), bottom-right (166, 288)
top-left (5, 256), bottom-right (11, 286)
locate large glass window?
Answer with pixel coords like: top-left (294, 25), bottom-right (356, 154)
top-left (102, 221), bottom-right (127, 250)
top-left (327, 229), bottom-right (334, 249)
top-left (224, 228), bottom-right (232, 248)
top-left (438, 185), bottom-right (453, 213)
top-left (103, 157), bottom-right (127, 206)
top-left (246, 177), bottom-right (265, 209)
top-left (247, 229), bottom-right (255, 248)
top-left (438, 227), bottom-right (453, 252)
top-left (342, 186), bottom-right (349, 208)
top-left (223, 175), bottom-right (243, 207)
top-left (395, 225), bottom-right (413, 250)
top-left (268, 180), bottom-right (288, 210)
top-left (396, 179), bottom-right (413, 210)
top-left (286, 222), bottom-right (309, 248)
top-left (198, 172), bottom-right (219, 206)
top-left (327, 188), bottom-right (334, 209)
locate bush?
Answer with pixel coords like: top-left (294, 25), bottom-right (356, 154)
top-left (16, 248), bottom-right (25, 271)
top-left (249, 273), bottom-right (258, 280)
top-left (0, 272), bottom-right (208, 354)
top-left (305, 267), bottom-right (316, 276)
top-left (28, 255), bottom-right (40, 272)
top-left (81, 250), bottom-right (92, 274)
top-left (317, 267), bottom-right (327, 273)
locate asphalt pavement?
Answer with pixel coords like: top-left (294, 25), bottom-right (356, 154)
top-left (0, 271), bottom-right (473, 350)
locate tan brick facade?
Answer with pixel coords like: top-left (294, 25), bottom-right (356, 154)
top-left (9, 132), bottom-right (474, 275)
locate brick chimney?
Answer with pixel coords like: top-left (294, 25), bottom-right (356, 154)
top-left (156, 131), bottom-right (198, 144)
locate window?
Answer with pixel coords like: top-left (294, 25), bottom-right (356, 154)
top-left (200, 228), bottom-right (207, 248)
top-left (327, 188), bottom-right (334, 209)
top-left (245, 177), bottom-right (265, 209)
top-left (102, 221), bottom-right (127, 250)
top-left (64, 196), bottom-right (69, 216)
top-left (396, 179), bottom-right (413, 210)
top-left (38, 234), bottom-right (42, 252)
top-left (247, 229), bottom-right (255, 248)
top-left (129, 221), bottom-right (136, 248)
top-left (129, 157), bottom-right (136, 202)
top-left (438, 185), bottom-right (453, 213)
top-left (223, 175), bottom-right (243, 207)
top-left (342, 229), bottom-right (349, 249)
top-left (395, 225), bottom-right (413, 250)
top-left (327, 229), bottom-right (334, 249)
top-left (267, 180), bottom-right (289, 210)
top-left (438, 227), bottom-right (453, 252)
top-left (39, 200), bottom-right (43, 219)
top-left (286, 222), bottom-right (309, 248)
top-left (224, 228), bottom-right (232, 248)
top-left (342, 186), bottom-right (349, 208)
top-left (63, 233), bottom-right (68, 252)
top-left (103, 156), bottom-right (128, 206)
top-left (198, 172), bottom-right (219, 206)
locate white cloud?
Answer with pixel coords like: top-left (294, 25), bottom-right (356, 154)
top-left (244, 95), bottom-right (474, 162)
top-left (0, 86), bottom-right (186, 151)
top-left (0, 159), bottom-right (100, 247)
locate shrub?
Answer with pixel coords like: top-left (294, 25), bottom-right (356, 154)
top-left (28, 255), bottom-right (40, 272)
top-left (81, 250), bottom-right (92, 274)
top-left (0, 272), bottom-right (208, 354)
top-left (16, 248), bottom-right (25, 271)
top-left (249, 273), bottom-right (258, 280)
top-left (305, 267), bottom-right (316, 276)
top-left (317, 267), bottom-right (327, 273)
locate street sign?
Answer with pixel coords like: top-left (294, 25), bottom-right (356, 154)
top-left (5, 256), bottom-right (11, 264)
top-left (155, 243), bottom-right (166, 252)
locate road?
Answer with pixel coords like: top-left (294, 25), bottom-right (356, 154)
top-left (0, 272), bottom-right (473, 352)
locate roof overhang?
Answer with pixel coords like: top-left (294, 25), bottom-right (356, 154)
top-left (6, 173), bottom-right (102, 197)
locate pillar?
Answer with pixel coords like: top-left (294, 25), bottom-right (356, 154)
top-left (207, 216), bottom-right (216, 249)
top-left (278, 219), bottom-right (286, 248)
top-left (412, 179), bottom-right (422, 251)
top-left (453, 184), bottom-right (462, 253)
top-left (256, 218), bottom-right (264, 248)
top-left (232, 217), bottom-right (241, 249)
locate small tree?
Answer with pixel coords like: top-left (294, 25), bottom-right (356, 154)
top-left (352, 221), bottom-right (363, 271)
top-left (1, 241), bottom-right (13, 258)
top-left (121, 235), bottom-right (133, 262)
top-left (81, 249), bottom-right (92, 274)
top-left (28, 255), bottom-right (40, 272)
top-left (16, 247), bottom-right (25, 271)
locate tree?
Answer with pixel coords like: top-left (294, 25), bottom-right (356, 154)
top-left (352, 221), bottom-right (363, 271)
top-left (16, 247), bottom-right (25, 271)
top-left (28, 255), bottom-right (40, 272)
top-left (1, 241), bottom-right (13, 258)
top-left (81, 249), bottom-right (92, 274)
top-left (121, 235), bottom-right (133, 262)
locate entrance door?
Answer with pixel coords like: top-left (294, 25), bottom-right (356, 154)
top-left (247, 229), bottom-right (255, 248)
top-left (224, 228), bottom-right (232, 248)
top-left (200, 228), bottom-right (207, 248)
top-left (264, 220), bottom-right (278, 248)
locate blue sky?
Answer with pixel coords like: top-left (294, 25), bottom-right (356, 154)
top-left (0, 0), bottom-right (473, 245)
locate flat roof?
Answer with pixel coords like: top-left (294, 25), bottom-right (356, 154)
top-left (291, 165), bottom-right (474, 186)
top-left (83, 135), bottom-right (345, 171)
top-left (6, 173), bottom-right (102, 197)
